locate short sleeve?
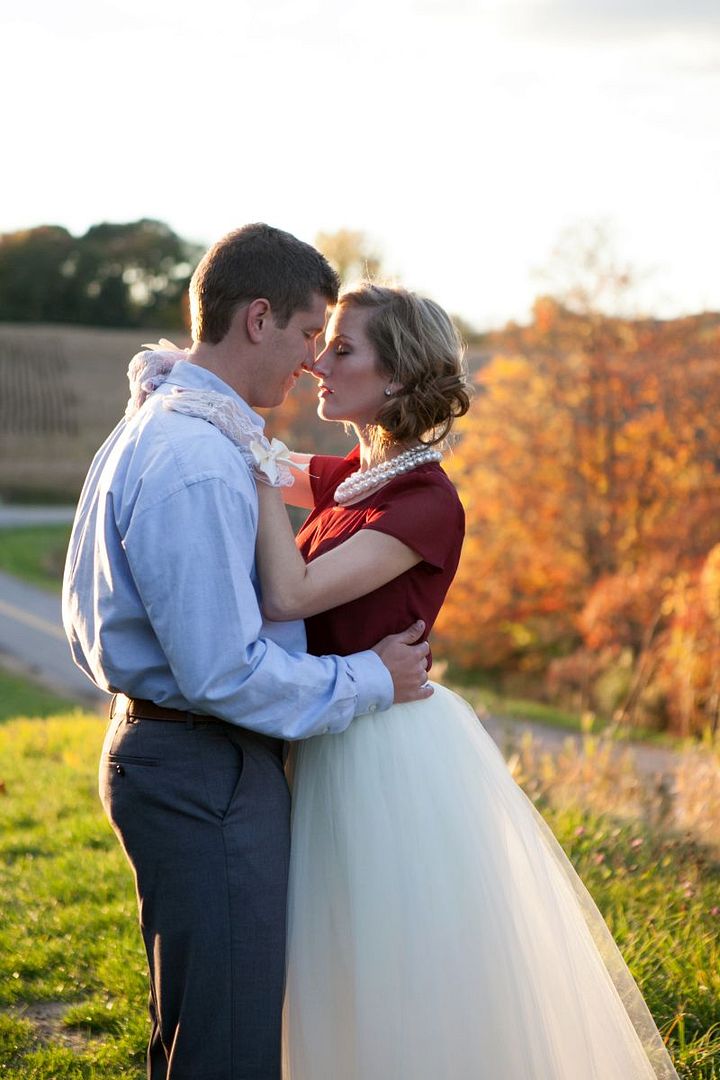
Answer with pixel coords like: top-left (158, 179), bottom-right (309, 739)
top-left (364, 474), bottom-right (464, 572)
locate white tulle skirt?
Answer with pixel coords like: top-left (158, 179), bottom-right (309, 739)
top-left (282, 684), bottom-right (678, 1080)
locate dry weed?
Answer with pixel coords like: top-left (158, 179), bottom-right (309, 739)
top-left (506, 730), bottom-right (720, 847)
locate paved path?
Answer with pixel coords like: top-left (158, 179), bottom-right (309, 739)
top-left (0, 569), bottom-right (108, 710)
top-left (0, 505), bottom-right (77, 529)
top-left (479, 712), bottom-right (682, 782)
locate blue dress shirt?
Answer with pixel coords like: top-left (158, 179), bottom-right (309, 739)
top-left (62, 359), bottom-right (393, 739)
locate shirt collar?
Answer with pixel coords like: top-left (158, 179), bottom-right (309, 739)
top-left (164, 358), bottom-right (265, 431)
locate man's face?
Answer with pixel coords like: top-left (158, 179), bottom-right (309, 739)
top-left (254, 293), bottom-right (329, 408)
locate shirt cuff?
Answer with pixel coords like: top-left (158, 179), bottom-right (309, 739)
top-left (344, 649), bottom-right (394, 718)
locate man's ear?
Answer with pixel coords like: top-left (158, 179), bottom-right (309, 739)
top-left (246, 298), bottom-right (272, 343)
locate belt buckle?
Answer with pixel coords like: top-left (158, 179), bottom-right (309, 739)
top-left (110, 694), bottom-right (136, 723)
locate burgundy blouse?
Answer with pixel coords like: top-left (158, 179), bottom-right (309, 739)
top-left (296, 446), bottom-right (465, 667)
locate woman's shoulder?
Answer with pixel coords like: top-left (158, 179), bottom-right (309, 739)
top-left (391, 460), bottom-right (462, 506)
top-left (370, 462), bottom-right (465, 536)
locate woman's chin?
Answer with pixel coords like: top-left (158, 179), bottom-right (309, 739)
top-left (317, 401), bottom-right (343, 424)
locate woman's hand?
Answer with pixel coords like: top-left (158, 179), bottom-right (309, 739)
top-left (280, 453), bottom-right (314, 508)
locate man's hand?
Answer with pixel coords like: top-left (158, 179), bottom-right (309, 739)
top-left (372, 620), bottom-right (433, 703)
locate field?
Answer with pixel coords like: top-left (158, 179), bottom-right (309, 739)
top-left (0, 321), bottom-right (487, 502)
top-left (0, 324), bottom-right (190, 501)
top-left (0, 682), bottom-right (718, 1078)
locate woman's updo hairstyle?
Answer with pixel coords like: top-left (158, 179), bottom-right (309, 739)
top-left (338, 283), bottom-right (471, 449)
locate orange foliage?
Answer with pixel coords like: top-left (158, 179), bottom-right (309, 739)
top-left (436, 301), bottom-right (720, 734)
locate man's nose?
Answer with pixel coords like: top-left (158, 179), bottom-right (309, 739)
top-left (302, 339), bottom-right (316, 367)
top-left (309, 346), bottom-right (330, 379)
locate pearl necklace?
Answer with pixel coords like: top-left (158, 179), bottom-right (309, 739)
top-left (334, 446), bottom-right (442, 505)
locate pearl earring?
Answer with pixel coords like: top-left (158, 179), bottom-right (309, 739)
top-left (384, 387), bottom-right (393, 396)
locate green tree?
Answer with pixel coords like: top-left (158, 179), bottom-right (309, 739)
top-left (0, 226), bottom-right (75, 322)
top-left (0, 219), bottom-right (203, 328)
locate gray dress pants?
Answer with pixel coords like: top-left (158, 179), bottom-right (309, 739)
top-left (99, 709), bottom-right (290, 1080)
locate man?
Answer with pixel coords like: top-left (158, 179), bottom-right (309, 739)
top-left (62, 223), bottom-right (431, 1079)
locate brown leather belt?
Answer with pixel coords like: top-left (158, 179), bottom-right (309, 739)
top-left (109, 694), bottom-right (284, 756)
top-left (110, 694), bottom-right (207, 723)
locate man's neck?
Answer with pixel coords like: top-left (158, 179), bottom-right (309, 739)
top-left (189, 342), bottom-right (253, 404)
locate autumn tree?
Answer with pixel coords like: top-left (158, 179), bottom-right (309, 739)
top-left (315, 229), bottom-right (383, 284)
top-left (435, 296), bottom-right (720, 733)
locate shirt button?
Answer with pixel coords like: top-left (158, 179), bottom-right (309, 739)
top-left (368, 704), bottom-right (377, 713)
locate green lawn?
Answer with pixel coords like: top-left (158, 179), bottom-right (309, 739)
top-left (0, 711), bottom-right (147, 1078)
top-left (448, 676), bottom-right (590, 731)
top-left (0, 670), bottom-right (77, 724)
top-left (0, 526), bottom-right (71, 592)
top-left (0, 706), bottom-right (717, 1077)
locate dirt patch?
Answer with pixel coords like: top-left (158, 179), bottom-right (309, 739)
top-left (5, 1000), bottom-right (93, 1051)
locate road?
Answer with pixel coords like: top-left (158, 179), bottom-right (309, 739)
top-left (0, 568), bottom-right (108, 709)
top-left (0, 504), bottom-right (78, 528)
top-left (478, 711), bottom-right (681, 782)
top-left (0, 503), bottom-right (106, 707)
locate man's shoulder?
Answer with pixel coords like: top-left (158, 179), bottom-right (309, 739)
top-left (111, 401), bottom-right (255, 509)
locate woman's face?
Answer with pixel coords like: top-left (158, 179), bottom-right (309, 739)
top-left (312, 304), bottom-right (394, 428)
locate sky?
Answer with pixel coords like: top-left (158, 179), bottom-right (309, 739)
top-left (3, 0), bottom-right (719, 329)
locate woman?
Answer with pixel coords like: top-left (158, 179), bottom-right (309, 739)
top-left (251, 284), bottom-right (679, 1079)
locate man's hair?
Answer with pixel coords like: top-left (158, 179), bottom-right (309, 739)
top-left (189, 223), bottom-right (340, 343)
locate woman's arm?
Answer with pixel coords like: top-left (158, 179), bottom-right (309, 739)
top-left (282, 453), bottom-right (314, 509)
top-left (256, 483), bottom-right (421, 621)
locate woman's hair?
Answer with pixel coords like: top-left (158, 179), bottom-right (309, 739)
top-left (190, 223), bottom-right (340, 344)
top-left (338, 283), bottom-right (471, 448)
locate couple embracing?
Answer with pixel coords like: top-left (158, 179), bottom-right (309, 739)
top-left (63, 224), bottom-right (678, 1079)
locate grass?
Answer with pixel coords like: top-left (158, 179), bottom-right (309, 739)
top-left (0, 525), bottom-right (70, 591)
top-left (0, 669), bottom-right (77, 724)
top-left (0, 703), bottom-right (717, 1077)
top-left (445, 669), bottom-right (601, 732)
top-left (0, 711), bottom-right (148, 1078)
